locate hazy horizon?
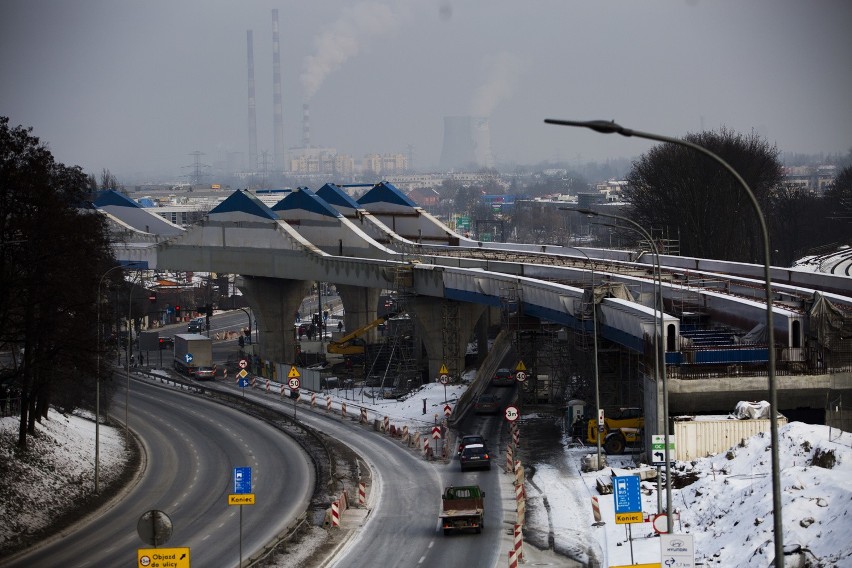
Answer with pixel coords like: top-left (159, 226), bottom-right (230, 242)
top-left (2, 0), bottom-right (850, 182)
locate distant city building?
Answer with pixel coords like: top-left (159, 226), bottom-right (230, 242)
top-left (439, 116), bottom-right (494, 171)
top-left (782, 165), bottom-right (836, 194)
top-left (362, 153), bottom-right (408, 176)
top-left (288, 147), bottom-right (355, 176)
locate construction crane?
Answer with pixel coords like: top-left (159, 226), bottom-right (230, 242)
top-left (326, 313), bottom-right (396, 355)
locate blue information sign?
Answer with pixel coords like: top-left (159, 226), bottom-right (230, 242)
top-left (238, 377), bottom-right (250, 388)
top-left (234, 467), bottom-right (252, 494)
top-left (613, 475), bottom-right (642, 514)
top-left (184, 353), bottom-right (193, 364)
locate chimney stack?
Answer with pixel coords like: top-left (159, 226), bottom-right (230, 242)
top-left (246, 30), bottom-right (258, 173)
top-left (302, 103), bottom-right (311, 148)
top-left (272, 9), bottom-right (285, 172)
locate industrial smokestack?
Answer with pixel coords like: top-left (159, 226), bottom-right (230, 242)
top-left (302, 103), bottom-right (310, 148)
top-left (272, 9), bottom-right (285, 171)
top-left (246, 30), bottom-right (258, 173)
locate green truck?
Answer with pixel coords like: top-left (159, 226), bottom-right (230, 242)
top-left (439, 485), bottom-right (485, 535)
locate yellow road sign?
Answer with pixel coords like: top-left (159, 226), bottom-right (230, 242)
top-left (515, 360), bottom-right (527, 372)
top-left (615, 511), bottom-right (644, 524)
top-left (609, 564), bottom-right (660, 568)
top-left (287, 365), bottom-right (300, 379)
top-left (228, 493), bottom-right (256, 505)
top-left (237, 369), bottom-right (248, 379)
top-left (138, 547), bottom-right (190, 568)
top-left (439, 363), bottom-right (449, 375)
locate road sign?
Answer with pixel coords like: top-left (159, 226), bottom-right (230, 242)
top-left (288, 377), bottom-right (301, 390)
top-left (515, 360), bottom-right (527, 372)
top-left (234, 466), bottom-right (252, 494)
top-left (660, 533), bottom-right (695, 567)
top-left (613, 475), bottom-right (642, 524)
top-left (184, 353), bottom-right (193, 364)
top-left (137, 547), bottom-right (190, 568)
top-left (651, 434), bottom-right (676, 465)
top-left (237, 369), bottom-right (248, 379)
top-left (504, 405), bottom-right (519, 422)
top-left (432, 426), bottom-right (441, 439)
top-left (287, 365), bottom-right (300, 379)
top-left (228, 494), bottom-right (256, 505)
top-left (515, 371), bottom-right (527, 382)
top-left (443, 404), bottom-right (452, 417)
top-left (439, 363), bottom-right (449, 375)
top-left (439, 374), bottom-right (449, 384)
top-left (238, 377), bottom-right (250, 388)
top-left (239, 359), bottom-right (248, 369)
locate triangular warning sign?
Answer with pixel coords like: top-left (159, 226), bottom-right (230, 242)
top-left (439, 363), bottom-right (449, 375)
top-left (288, 365), bottom-right (301, 378)
top-left (515, 360), bottom-right (527, 372)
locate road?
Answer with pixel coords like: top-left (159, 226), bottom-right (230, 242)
top-left (2, 379), bottom-right (313, 568)
top-left (209, 377), bottom-right (514, 568)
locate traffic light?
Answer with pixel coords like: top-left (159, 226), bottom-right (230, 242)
top-left (148, 292), bottom-right (157, 303)
top-left (175, 305), bottom-right (181, 317)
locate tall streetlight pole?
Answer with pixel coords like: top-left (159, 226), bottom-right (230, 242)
top-left (126, 269), bottom-right (143, 439)
top-left (95, 262), bottom-right (137, 494)
top-left (563, 246), bottom-right (602, 470)
top-left (548, 118), bottom-right (781, 563)
top-left (563, 207), bottom-right (670, 529)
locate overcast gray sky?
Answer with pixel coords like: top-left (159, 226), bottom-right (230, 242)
top-left (2, 0), bottom-right (850, 182)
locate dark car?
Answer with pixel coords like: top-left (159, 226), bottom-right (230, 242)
top-left (491, 367), bottom-right (515, 387)
top-left (474, 393), bottom-right (500, 414)
top-left (459, 443), bottom-right (491, 471)
top-left (458, 434), bottom-right (487, 455)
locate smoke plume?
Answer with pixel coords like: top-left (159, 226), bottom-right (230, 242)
top-left (301, 2), bottom-right (404, 100)
top-left (470, 51), bottom-right (524, 117)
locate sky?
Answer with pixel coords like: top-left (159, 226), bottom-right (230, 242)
top-left (4, 375), bottom-right (851, 567)
top-left (2, 1), bottom-right (852, 181)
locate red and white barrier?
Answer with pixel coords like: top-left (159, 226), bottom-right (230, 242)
top-left (360, 408), bottom-right (368, 424)
top-left (326, 397), bottom-right (332, 412)
top-left (311, 392), bottom-right (316, 408)
top-left (358, 482), bottom-right (366, 506)
top-left (401, 425), bottom-right (410, 443)
top-left (514, 524), bottom-right (524, 561)
top-left (266, 379), bottom-right (270, 392)
top-left (341, 402), bottom-right (347, 418)
top-left (331, 500), bottom-right (340, 527)
top-left (591, 495), bottom-right (601, 523)
top-left (506, 444), bottom-right (514, 473)
top-left (383, 416), bottom-right (389, 433)
top-left (508, 549), bottom-right (518, 568)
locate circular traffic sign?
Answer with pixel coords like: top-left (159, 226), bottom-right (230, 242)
top-left (515, 371), bottom-right (527, 382)
top-left (136, 509), bottom-right (173, 546)
top-left (652, 513), bottom-right (670, 534)
top-left (288, 377), bottom-right (301, 390)
top-left (239, 359), bottom-right (248, 369)
top-left (439, 374), bottom-right (449, 385)
top-left (504, 405), bottom-right (520, 422)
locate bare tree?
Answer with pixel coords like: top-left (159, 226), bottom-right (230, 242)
top-left (624, 127), bottom-right (783, 263)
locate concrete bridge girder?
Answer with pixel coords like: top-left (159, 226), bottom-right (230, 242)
top-left (409, 297), bottom-right (486, 382)
top-left (239, 276), bottom-right (311, 364)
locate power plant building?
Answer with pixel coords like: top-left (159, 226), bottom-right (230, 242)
top-left (439, 116), bottom-right (494, 171)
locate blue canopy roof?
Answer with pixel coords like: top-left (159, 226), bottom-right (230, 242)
top-left (209, 189), bottom-right (279, 220)
top-left (315, 183), bottom-right (361, 209)
top-left (357, 181), bottom-right (417, 208)
top-left (271, 187), bottom-right (342, 218)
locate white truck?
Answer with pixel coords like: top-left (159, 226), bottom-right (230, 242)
top-left (173, 333), bottom-right (215, 379)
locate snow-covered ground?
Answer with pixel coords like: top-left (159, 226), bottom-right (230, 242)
top-left (3, 376), bottom-right (852, 567)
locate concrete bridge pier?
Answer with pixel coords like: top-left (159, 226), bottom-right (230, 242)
top-left (239, 276), bottom-right (311, 364)
top-left (410, 297), bottom-right (486, 382)
top-left (336, 285), bottom-right (381, 342)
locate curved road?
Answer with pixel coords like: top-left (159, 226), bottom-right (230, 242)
top-left (214, 380), bottom-right (512, 568)
top-left (3, 379), bottom-right (313, 568)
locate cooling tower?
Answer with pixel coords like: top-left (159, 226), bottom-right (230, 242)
top-left (439, 116), bottom-right (494, 171)
top-left (246, 30), bottom-right (258, 172)
top-left (272, 9), bottom-right (285, 171)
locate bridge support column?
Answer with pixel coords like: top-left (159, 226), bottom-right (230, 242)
top-left (239, 276), bottom-right (311, 364)
top-left (409, 298), bottom-right (485, 382)
top-left (337, 285), bottom-right (381, 342)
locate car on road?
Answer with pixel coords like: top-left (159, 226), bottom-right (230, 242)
top-left (458, 434), bottom-right (487, 455)
top-left (459, 443), bottom-right (491, 471)
top-left (474, 393), bottom-right (501, 414)
top-left (491, 368), bottom-right (515, 387)
top-left (187, 317), bottom-right (205, 333)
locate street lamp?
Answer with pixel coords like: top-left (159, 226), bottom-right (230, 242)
top-left (548, 118), bottom-right (781, 563)
top-left (96, 262), bottom-right (138, 493)
top-left (563, 246), bottom-right (602, 470)
top-left (563, 207), bottom-right (670, 528)
top-left (126, 269), bottom-right (144, 439)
